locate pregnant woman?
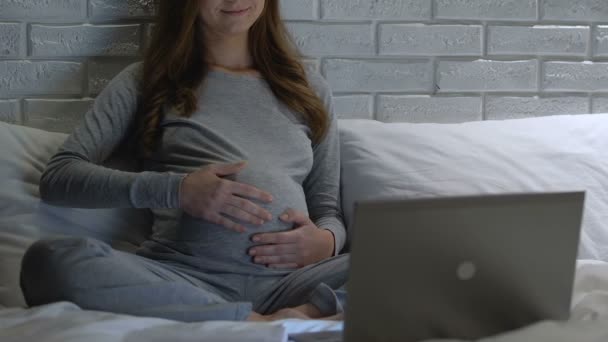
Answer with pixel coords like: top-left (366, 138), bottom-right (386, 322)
top-left (20, 0), bottom-right (348, 322)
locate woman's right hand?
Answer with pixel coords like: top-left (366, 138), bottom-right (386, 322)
top-left (179, 161), bottom-right (274, 233)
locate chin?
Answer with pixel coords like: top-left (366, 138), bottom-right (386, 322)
top-left (222, 25), bottom-right (254, 36)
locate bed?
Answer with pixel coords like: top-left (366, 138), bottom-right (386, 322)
top-left (2, 114), bottom-right (608, 341)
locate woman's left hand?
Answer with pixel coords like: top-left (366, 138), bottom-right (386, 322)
top-left (249, 208), bottom-right (335, 269)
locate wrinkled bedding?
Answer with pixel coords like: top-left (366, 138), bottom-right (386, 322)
top-left (1, 260), bottom-right (608, 342)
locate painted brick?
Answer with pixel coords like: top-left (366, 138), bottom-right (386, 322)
top-left (379, 24), bottom-right (482, 56)
top-left (1, 0), bottom-right (605, 132)
top-left (486, 96), bottom-right (589, 120)
top-left (0, 99), bottom-right (20, 124)
top-left (31, 25), bottom-right (141, 57)
top-left (593, 97), bottom-right (608, 113)
top-left (280, 0), bottom-right (316, 20)
top-left (543, 62), bottom-right (608, 91)
top-left (0, 61), bottom-right (83, 96)
top-left (488, 26), bottom-right (589, 56)
top-left (543, 0), bottom-right (608, 21)
top-left (323, 59), bottom-right (431, 92)
top-left (377, 96), bottom-right (482, 123)
top-left (0, 23), bottom-right (21, 58)
top-left (596, 26), bottom-right (608, 57)
top-left (25, 99), bottom-right (93, 133)
top-left (89, 59), bottom-right (137, 94)
top-left (90, 0), bottom-right (155, 18)
top-left (436, 0), bottom-right (536, 20)
top-left (288, 23), bottom-right (373, 57)
top-left (320, 0), bottom-right (431, 19)
top-left (438, 60), bottom-right (537, 92)
top-left (332, 95), bottom-right (372, 119)
top-left (0, 0), bottom-right (84, 20)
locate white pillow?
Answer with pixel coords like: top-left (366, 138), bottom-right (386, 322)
top-left (338, 115), bottom-right (608, 261)
top-left (0, 122), bottom-right (151, 308)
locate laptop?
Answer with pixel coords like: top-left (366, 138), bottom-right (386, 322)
top-left (291, 192), bottom-right (584, 342)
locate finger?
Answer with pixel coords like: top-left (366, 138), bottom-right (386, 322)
top-left (210, 161), bottom-right (248, 176)
top-left (221, 204), bottom-right (265, 226)
top-left (253, 254), bottom-right (297, 265)
top-left (268, 263), bottom-right (299, 269)
top-left (280, 208), bottom-right (312, 226)
top-left (228, 181), bottom-right (273, 203)
top-left (249, 244), bottom-right (297, 257)
top-left (209, 213), bottom-right (246, 233)
top-left (227, 196), bottom-right (272, 221)
top-left (252, 231), bottom-right (298, 244)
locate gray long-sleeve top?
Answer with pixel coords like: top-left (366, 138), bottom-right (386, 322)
top-left (40, 62), bottom-right (346, 275)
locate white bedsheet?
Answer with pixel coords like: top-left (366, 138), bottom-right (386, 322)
top-left (0, 302), bottom-right (343, 342)
top-left (1, 260), bottom-right (607, 342)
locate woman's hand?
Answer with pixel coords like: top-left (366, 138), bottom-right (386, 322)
top-left (179, 161), bottom-right (274, 233)
top-left (248, 208), bottom-right (335, 268)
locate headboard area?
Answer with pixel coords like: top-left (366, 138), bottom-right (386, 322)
top-left (1, 0), bottom-right (607, 134)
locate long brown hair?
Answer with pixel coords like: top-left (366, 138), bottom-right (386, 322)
top-left (135, 0), bottom-right (330, 157)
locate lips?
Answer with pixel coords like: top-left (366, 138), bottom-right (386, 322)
top-left (221, 7), bottom-right (250, 15)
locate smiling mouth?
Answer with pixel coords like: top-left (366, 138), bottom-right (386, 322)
top-left (221, 7), bottom-right (251, 16)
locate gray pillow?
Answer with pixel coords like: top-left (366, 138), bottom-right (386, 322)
top-left (0, 122), bottom-right (152, 308)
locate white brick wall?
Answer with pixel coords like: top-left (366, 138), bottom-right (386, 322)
top-left (593, 97), bottom-right (608, 113)
top-left (1, 0), bottom-right (608, 132)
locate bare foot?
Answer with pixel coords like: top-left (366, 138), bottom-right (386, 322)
top-left (292, 303), bottom-right (323, 318)
top-left (247, 304), bottom-right (344, 322)
top-left (269, 308), bottom-right (311, 320)
top-left (321, 312), bottom-right (344, 321)
top-left (291, 303), bottom-right (344, 320)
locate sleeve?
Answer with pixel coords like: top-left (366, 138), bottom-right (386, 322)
top-left (39, 62), bottom-right (185, 209)
top-left (303, 74), bottom-right (347, 255)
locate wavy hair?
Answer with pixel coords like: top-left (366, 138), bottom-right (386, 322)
top-left (134, 0), bottom-right (330, 157)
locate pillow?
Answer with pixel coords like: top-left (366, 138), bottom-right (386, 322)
top-left (338, 115), bottom-right (608, 260)
top-left (0, 122), bottom-right (152, 308)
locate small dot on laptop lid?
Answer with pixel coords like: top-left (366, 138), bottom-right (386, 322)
top-left (457, 261), bottom-right (477, 280)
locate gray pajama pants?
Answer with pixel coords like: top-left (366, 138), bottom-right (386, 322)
top-left (20, 237), bottom-right (349, 322)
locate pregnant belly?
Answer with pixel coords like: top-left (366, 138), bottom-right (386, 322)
top-left (149, 172), bottom-right (308, 269)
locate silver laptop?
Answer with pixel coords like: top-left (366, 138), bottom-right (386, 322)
top-left (292, 192), bottom-right (584, 342)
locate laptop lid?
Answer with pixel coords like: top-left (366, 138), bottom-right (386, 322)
top-left (344, 192), bottom-right (584, 342)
